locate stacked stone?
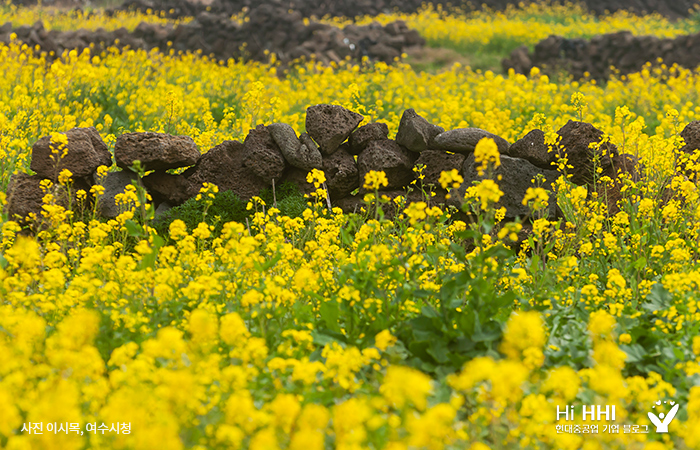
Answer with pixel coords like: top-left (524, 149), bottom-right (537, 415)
top-left (6, 127), bottom-right (111, 223)
top-left (6, 103), bottom-right (649, 228)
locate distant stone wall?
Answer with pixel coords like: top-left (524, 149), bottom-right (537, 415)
top-left (1, 12), bottom-right (423, 66)
top-left (8, 103), bottom-right (672, 231)
top-left (110, 0), bottom-right (700, 21)
top-left (503, 30), bottom-right (700, 80)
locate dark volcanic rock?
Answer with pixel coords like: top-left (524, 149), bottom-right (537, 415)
top-left (322, 145), bottom-right (359, 199)
top-left (95, 170), bottom-right (139, 219)
top-left (268, 123), bottom-right (322, 171)
top-left (281, 167), bottom-right (316, 196)
top-left (186, 140), bottom-right (269, 201)
top-left (5, 171), bottom-right (92, 224)
top-left (115, 132), bottom-right (200, 171)
top-left (414, 150), bottom-right (466, 188)
top-left (31, 127), bottom-right (111, 180)
top-left (556, 120), bottom-right (618, 186)
top-left (432, 128), bottom-right (510, 155)
top-left (305, 104), bottom-right (363, 156)
top-left (395, 108), bottom-right (444, 153)
top-left (357, 140), bottom-right (417, 192)
top-left (596, 153), bottom-right (640, 215)
top-left (143, 171), bottom-right (196, 206)
top-left (680, 121), bottom-right (700, 154)
top-left (0, 11), bottom-right (426, 67)
top-left (243, 125), bottom-right (288, 183)
top-left (508, 129), bottom-right (557, 170)
top-left (455, 154), bottom-right (560, 219)
top-left (5, 173), bottom-right (46, 223)
top-left (504, 24), bottom-right (700, 81)
top-left (348, 122), bottom-right (389, 155)
top-left (111, 0), bottom-right (700, 22)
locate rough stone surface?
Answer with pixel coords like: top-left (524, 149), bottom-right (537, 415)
top-left (95, 170), bottom-right (139, 219)
top-left (5, 173), bottom-right (46, 222)
top-left (395, 108), bottom-right (444, 152)
top-left (185, 140), bottom-right (269, 201)
top-left (503, 28), bottom-right (700, 81)
top-left (243, 125), bottom-right (288, 183)
top-left (556, 120), bottom-right (618, 186)
top-left (596, 153), bottom-right (640, 215)
top-left (5, 173), bottom-right (93, 224)
top-left (508, 129), bottom-right (557, 170)
top-left (281, 167), bottom-right (316, 196)
top-left (357, 139), bottom-right (417, 192)
top-left (306, 104), bottom-right (363, 155)
top-left (154, 201), bottom-right (173, 221)
top-left (112, 0), bottom-right (700, 22)
top-left (322, 144), bottom-right (359, 199)
top-left (115, 132), bottom-right (200, 171)
top-left (454, 154), bottom-right (560, 219)
top-left (0, 11), bottom-right (426, 67)
top-left (348, 122), bottom-right (389, 155)
top-left (299, 133), bottom-right (321, 159)
top-left (143, 171), bottom-right (196, 206)
top-left (414, 150), bottom-right (466, 188)
top-left (268, 123), bottom-right (322, 171)
top-left (432, 128), bottom-right (510, 155)
top-left (31, 126), bottom-right (112, 180)
top-left (680, 121), bottom-right (700, 154)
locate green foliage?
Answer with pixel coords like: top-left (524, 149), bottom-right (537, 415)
top-left (398, 237), bottom-right (517, 377)
top-left (153, 181), bottom-right (306, 239)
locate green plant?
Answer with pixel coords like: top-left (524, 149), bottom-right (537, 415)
top-left (153, 182), bottom-right (306, 240)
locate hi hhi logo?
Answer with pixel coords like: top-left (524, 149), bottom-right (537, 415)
top-left (648, 400), bottom-right (680, 433)
top-left (556, 405), bottom-right (616, 421)
top-left (554, 401), bottom-right (681, 436)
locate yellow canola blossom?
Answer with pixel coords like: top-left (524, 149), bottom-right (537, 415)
top-left (0, 4), bottom-right (699, 449)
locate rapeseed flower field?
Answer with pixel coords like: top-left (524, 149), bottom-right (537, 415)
top-left (1, 2), bottom-right (700, 450)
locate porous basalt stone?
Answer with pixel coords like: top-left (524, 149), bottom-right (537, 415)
top-left (322, 144), bottom-right (359, 199)
top-left (305, 104), bottom-right (363, 155)
top-left (143, 171), bottom-right (196, 206)
top-left (268, 123), bottom-right (323, 171)
top-left (95, 170), bottom-right (140, 219)
top-left (414, 150), bottom-right (466, 188)
top-left (357, 139), bottom-right (417, 192)
top-left (243, 125), bottom-right (288, 183)
top-left (115, 132), bottom-right (200, 171)
top-left (348, 122), bottom-right (390, 155)
top-left (186, 140), bottom-right (269, 201)
top-left (452, 154), bottom-right (560, 220)
top-left (31, 126), bottom-right (112, 180)
top-left (431, 128), bottom-right (510, 154)
top-left (556, 120), bottom-right (618, 186)
top-left (395, 108), bottom-right (444, 152)
top-left (508, 129), bottom-right (557, 170)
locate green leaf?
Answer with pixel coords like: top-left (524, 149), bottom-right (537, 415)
top-left (643, 283), bottom-right (671, 312)
top-left (124, 219), bottom-right (144, 238)
top-left (530, 254), bottom-right (540, 275)
top-left (622, 344), bottom-right (646, 363)
top-left (427, 340), bottom-right (450, 364)
top-left (311, 329), bottom-right (345, 347)
top-left (253, 252), bottom-right (282, 272)
top-left (319, 300), bottom-right (341, 334)
top-left (472, 322), bottom-right (502, 343)
top-left (633, 257), bottom-right (647, 270)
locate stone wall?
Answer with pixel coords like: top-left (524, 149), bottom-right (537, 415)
top-left (503, 30), bottom-right (700, 80)
top-left (111, 0), bottom-right (700, 20)
top-left (1, 11), bottom-right (423, 66)
top-left (8, 103), bottom-right (677, 231)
